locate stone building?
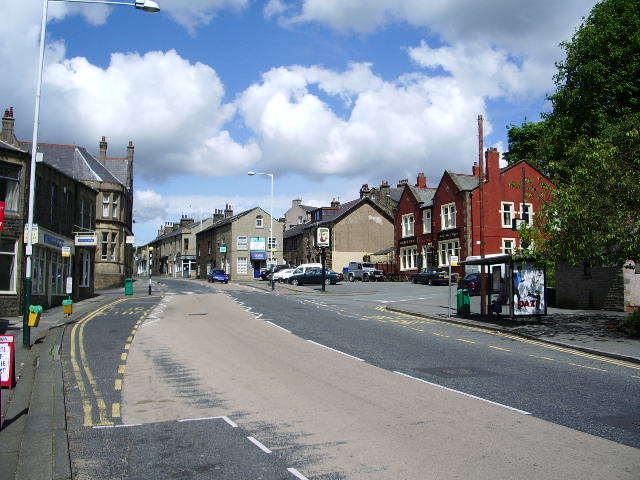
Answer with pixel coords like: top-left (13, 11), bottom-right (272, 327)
top-left (283, 199), bottom-right (315, 230)
top-left (196, 206), bottom-right (284, 281)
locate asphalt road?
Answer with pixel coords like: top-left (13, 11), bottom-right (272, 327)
top-left (61, 278), bottom-right (639, 479)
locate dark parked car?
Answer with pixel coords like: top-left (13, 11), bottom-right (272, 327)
top-left (458, 272), bottom-right (490, 295)
top-left (208, 269), bottom-right (229, 283)
top-left (288, 267), bottom-right (341, 286)
top-left (410, 268), bottom-right (450, 285)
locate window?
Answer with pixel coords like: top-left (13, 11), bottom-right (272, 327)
top-left (50, 183), bottom-right (57, 224)
top-left (33, 247), bottom-right (46, 294)
top-left (501, 202), bottom-right (514, 228)
top-left (79, 198), bottom-right (85, 229)
top-left (402, 213), bottom-right (414, 237)
top-left (520, 203), bottom-right (534, 225)
top-left (207, 240), bottom-right (212, 255)
top-left (184, 238), bottom-right (189, 251)
top-left (268, 237), bottom-right (277, 251)
top-left (502, 238), bottom-right (516, 255)
top-left (256, 215), bottom-right (264, 228)
top-left (439, 240), bottom-right (460, 266)
top-left (102, 194), bottom-right (110, 218)
top-left (101, 232), bottom-right (109, 260)
top-left (441, 203), bottom-right (456, 229)
top-left (237, 257), bottom-right (248, 275)
top-left (422, 209), bottom-right (431, 234)
top-left (88, 201), bottom-right (94, 229)
top-left (80, 250), bottom-right (91, 287)
top-left (110, 233), bottom-right (118, 261)
top-left (0, 238), bottom-right (17, 293)
top-left (112, 194), bottom-right (119, 219)
top-left (0, 164), bottom-right (20, 212)
top-left (237, 236), bottom-right (248, 250)
top-left (400, 246), bottom-right (418, 271)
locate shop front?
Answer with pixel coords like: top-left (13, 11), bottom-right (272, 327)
top-left (250, 237), bottom-right (267, 279)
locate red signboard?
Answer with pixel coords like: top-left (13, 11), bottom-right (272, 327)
top-left (0, 201), bottom-right (5, 231)
top-left (0, 335), bottom-right (16, 388)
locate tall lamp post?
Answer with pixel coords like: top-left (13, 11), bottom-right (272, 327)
top-left (247, 171), bottom-right (274, 290)
top-left (147, 246), bottom-right (153, 295)
top-left (22, 0), bottom-right (160, 347)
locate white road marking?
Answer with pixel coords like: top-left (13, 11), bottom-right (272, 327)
top-left (182, 291), bottom-right (195, 295)
top-left (140, 319), bottom-right (160, 328)
top-left (394, 371), bottom-right (531, 415)
top-left (307, 340), bottom-right (365, 362)
top-left (247, 436), bottom-right (272, 453)
top-left (255, 313), bottom-right (263, 320)
top-left (267, 321), bottom-right (291, 333)
top-left (287, 467), bottom-right (310, 479)
top-left (178, 416), bottom-right (237, 427)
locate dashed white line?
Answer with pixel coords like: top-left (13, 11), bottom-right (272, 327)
top-left (307, 340), bottom-right (365, 362)
top-left (287, 467), bottom-right (310, 479)
top-left (247, 436), bottom-right (272, 453)
top-left (267, 321), bottom-right (291, 333)
top-left (394, 371), bottom-right (531, 415)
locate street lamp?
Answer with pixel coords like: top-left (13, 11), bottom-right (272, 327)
top-left (147, 246), bottom-right (153, 294)
top-left (247, 171), bottom-right (275, 290)
top-left (22, 0), bottom-right (160, 347)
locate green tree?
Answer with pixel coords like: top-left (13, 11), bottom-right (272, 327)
top-left (507, 0), bottom-right (640, 265)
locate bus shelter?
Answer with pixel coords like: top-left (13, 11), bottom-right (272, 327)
top-left (459, 254), bottom-right (547, 320)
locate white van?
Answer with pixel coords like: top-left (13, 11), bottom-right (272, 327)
top-left (291, 263), bottom-right (323, 275)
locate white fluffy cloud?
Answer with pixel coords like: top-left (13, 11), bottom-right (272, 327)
top-left (158, 0), bottom-right (249, 34)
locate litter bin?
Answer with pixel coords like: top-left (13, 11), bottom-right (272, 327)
top-left (457, 288), bottom-right (470, 317)
top-left (62, 299), bottom-right (73, 315)
top-left (125, 278), bottom-right (134, 295)
top-left (28, 305), bottom-right (43, 327)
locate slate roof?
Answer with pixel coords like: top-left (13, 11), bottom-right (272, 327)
top-left (196, 207), bottom-right (270, 236)
top-left (448, 172), bottom-right (480, 192)
top-left (20, 142), bottom-right (124, 186)
top-left (387, 187), bottom-right (404, 202)
top-left (104, 158), bottom-right (130, 186)
top-left (0, 139), bottom-right (27, 154)
top-left (408, 185), bottom-right (436, 206)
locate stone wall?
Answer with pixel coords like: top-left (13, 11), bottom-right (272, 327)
top-left (556, 263), bottom-right (624, 311)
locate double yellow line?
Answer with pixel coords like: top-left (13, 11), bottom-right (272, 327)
top-left (70, 298), bottom-right (129, 427)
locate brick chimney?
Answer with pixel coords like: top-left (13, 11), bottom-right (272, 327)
top-left (99, 136), bottom-right (108, 164)
top-left (224, 203), bottom-right (233, 219)
top-left (180, 215), bottom-right (194, 228)
top-left (379, 181), bottom-right (390, 199)
top-left (472, 162), bottom-right (479, 177)
top-left (397, 179), bottom-right (408, 188)
top-left (360, 184), bottom-right (371, 198)
top-left (1, 107), bottom-right (19, 147)
top-left (485, 147), bottom-right (500, 181)
top-left (416, 172), bottom-right (427, 188)
top-left (330, 198), bottom-right (340, 208)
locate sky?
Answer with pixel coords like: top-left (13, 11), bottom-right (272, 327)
top-left (2, 0), bottom-right (597, 245)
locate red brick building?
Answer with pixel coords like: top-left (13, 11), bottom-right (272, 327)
top-left (395, 148), bottom-right (554, 276)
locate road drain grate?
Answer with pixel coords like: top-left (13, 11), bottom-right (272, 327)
top-left (415, 366), bottom-right (498, 378)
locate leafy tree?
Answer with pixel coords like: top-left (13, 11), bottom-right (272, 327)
top-left (507, 0), bottom-right (640, 265)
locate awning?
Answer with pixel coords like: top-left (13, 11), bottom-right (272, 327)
top-left (250, 251), bottom-right (267, 260)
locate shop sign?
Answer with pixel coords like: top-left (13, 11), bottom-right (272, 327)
top-left (62, 246), bottom-right (71, 257)
top-left (399, 236), bottom-right (416, 247)
top-left (250, 251), bottom-right (267, 260)
top-left (250, 237), bottom-right (266, 251)
top-left (437, 228), bottom-right (459, 240)
top-left (75, 234), bottom-right (97, 246)
top-left (219, 246), bottom-right (227, 253)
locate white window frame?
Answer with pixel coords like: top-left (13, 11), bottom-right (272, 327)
top-left (520, 203), bottom-right (534, 226)
top-left (0, 238), bottom-right (17, 293)
top-left (401, 213), bottom-right (414, 237)
top-left (237, 236), bottom-right (248, 250)
top-left (422, 209), bottom-right (431, 234)
top-left (237, 257), bottom-right (248, 275)
top-left (102, 193), bottom-right (110, 218)
top-left (256, 215), bottom-right (264, 228)
top-left (441, 203), bottom-right (456, 230)
top-left (112, 194), bottom-right (119, 219)
top-left (0, 173), bottom-right (20, 213)
top-left (501, 202), bottom-right (514, 228)
top-left (438, 240), bottom-right (460, 266)
top-left (268, 237), bottom-right (277, 251)
top-left (101, 232), bottom-right (109, 260)
top-left (502, 238), bottom-right (516, 255)
top-left (110, 232), bottom-right (118, 261)
top-left (399, 246), bottom-right (418, 271)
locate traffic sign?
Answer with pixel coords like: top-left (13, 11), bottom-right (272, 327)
top-left (450, 255), bottom-right (459, 266)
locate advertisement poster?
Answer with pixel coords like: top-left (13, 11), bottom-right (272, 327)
top-left (0, 335), bottom-right (15, 388)
top-left (512, 263), bottom-right (546, 316)
top-left (317, 227), bottom-right (330, 247)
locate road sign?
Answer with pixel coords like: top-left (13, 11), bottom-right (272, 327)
top-left (0, 201), bottom-right (4, 231)
top-left (450, 255), bottom-right (459, 266)
top-left (62, 246), bottom-right (71, 257)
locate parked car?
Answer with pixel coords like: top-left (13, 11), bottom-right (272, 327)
top-left (288, 267), bottom-right (341, 286)
top-left (272, 268), bottom-right (296, 283)
top-left (260, 264), bottom-right (291, 280)
top-left (458, 272), bottom-right (491, 295)
top-left (208, 269), bottom-right (229, 283)
top-left (347, 261), bottom-right (385, 282)
top-left (410, 268), bottom-right (450, 285)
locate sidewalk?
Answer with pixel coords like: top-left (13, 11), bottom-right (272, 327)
top-left (0, 284), bottom-right (150, 480)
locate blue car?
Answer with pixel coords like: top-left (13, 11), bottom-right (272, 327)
top-left (208, 269), bottom-right (229, 283)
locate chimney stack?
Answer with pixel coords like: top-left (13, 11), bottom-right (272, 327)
top-left (1, 107), bottom-right (19, 147)
top-left (485, 147), bottom-right (500, 180)
top-left (360, 184), bottom-right (371, 198)
top-left (330, 198), bottom-right (340, 208)
top-left (416, 172), bottom-right (427, 188)
top-left (224, 203), bottom-right (233, 219)
top-left (397, 179), bottom-right (408, 188)
top-left (99, 136), bottom-right (108, 164)
top-left (472, 162), bottom-right (479, 177)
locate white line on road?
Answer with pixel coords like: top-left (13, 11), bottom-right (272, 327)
top-left (255, 313), bottom-right (263, 320)
top-left (287, 467), bottom-right (310, 480)
top-left (394, 371), bottom-right (531, 415)
top-left (307, 340), bottom-right (365, 362)
top-left (247, 436), bottom-right (272, 453)
top-left (267, 321), bottom-right (291, 333)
